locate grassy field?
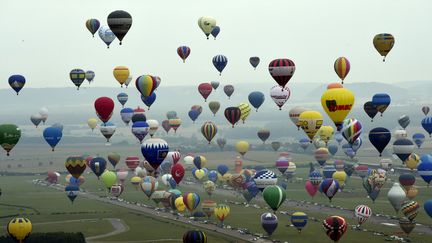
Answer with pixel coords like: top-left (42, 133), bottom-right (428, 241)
top-left (0, 148), bottom-right (431, 242)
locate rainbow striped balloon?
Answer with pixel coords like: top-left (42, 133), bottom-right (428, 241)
top-left (341, 118), bottom-right (362, 144)
top-left (136, 75), bottom-right (157, 98)
top-left (334, 57), bottom-right (350, 83)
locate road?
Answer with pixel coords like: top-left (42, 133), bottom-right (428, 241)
top-left (86, 218), bottom-right (129, 242)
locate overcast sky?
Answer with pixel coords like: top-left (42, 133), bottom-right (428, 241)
top-left (1, 0), bottom-right (430, 89)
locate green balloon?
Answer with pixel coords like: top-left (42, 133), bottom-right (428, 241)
top-left (263, 185), bottom-right (286, 212)
top-left (208, 101), bottom-right (220, 116)
top-left (0, 124), bottom-right (21, 156)
top-left (101, 170), bottom-right (117, 189)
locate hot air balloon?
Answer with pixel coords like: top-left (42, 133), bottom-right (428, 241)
top-left (188, 109), bottom-right (199, 123)
top-left (372, 93), bottom-right (391, 116)
top-left (117, 93), bottom-right (128, 107)
top-left (100, 170), bottom-right (117, 189)
top-left (253, 169), bottom-right (277, 191)
top-left (198, 83), bottom-right (212, 102)
top-left (424, 200), bottom-right (432, 218)
top-left (412, 133), bottom-right (425, 148)
top-left (327, 142), bottom-right (338, 156)
top-left (291, 212), bottom-right (308, 232)
top-left (132, 121), bottom-right (149, 143)
top-left (183, 230), bottom-right (207, 243)
top-left (136, 75), bottom-right (157, 97)
top-left (65, 184), bottom-right (79, 202)
top-left (177, 46), bottom-right (191, 63)
top-left (299, 138), bottom-right (310, 151)
top-left (373, 33), bottom-right (395, 61)
top-left (8, 75), bottom-right (26, 95)
top-left (354, 205), bottom-right (371, 227)
top-left (263, 185), bottom-right (286, 212)
top-left (210, 81), bottom-right (219, 90)
top-left (94, 97), bottom-right (114, 123)
top-left (197, 16), bottom-right (216, 39)
top-left (271, 141), bottom-right (281, 151)
top-left (141, 92), bottom-right (156, 110)
top-left (0, 124), bottom-right (21, 156)
top-left (332, 171), bottom-right (347, 189)
top-left (268, 59), bottom-right (295, 88)
top-left (248, 91), bottom-right (265, 111)
top-left (211, 26), bottom-right (220, 39)
top-left (43, 127), bottom-right (62, 151)
top-left (270, 85), bottom-right (291, 110)
top-left (418, 154), bottom-right (432, 185)
top-left (162, 120), bottom-right (171, 133)
top-left (107, 10), bottom-right (132, 45)
top-left (289, 107), bottom-right (307, 130)
top-left (183, 192), bottom-right (200, 213)
top-left (323, 216), bottom-right (347, 242)
top-left (298, 111), bottom-right (323, 140)
top-left (320, 178), bottom-right (340, 201)
top-left (422, 106), bottom-right (430, 116)
top-left (249, 56), bottom-right (260, 69)
top-left (147, 119), bottom-right (159, 137)
top-left (171, 163), bottom-right (185, 185)
top-left (399, 217), bottom-right (416, 235)
top-left (369, 127), bottom-right (391, 156)
top-left (238, 103), bottom-right (251, 123)
top-left (85, 70), bottom-right (95, 83)
top-left (168, 118), bottom-right (181, 133)
top-left (119, 108), bottom-right (133, 126)
top-left (393, 138), bottom-right (415, 163)
top-left (125, 156), bottom-right (140, 171)
top-left (224, 107), bottom-right (241, 127)
top-left (69, 69), bottom-right (85, 90)
top-left (208, 101), bottom-right (220, 116)
top-left (341, 118), bottom-right (362, 144)
top-left (317, 126), bottom-right (334, 145)
top-left (387, 183), bottom-right (406, 213)
top-left (401, 200), bottom-right (419, 221)
top-left (257, 128), bottom-right (270, 144)
top-left (314, 148), bottom-right (329, 167)
top-left (85, 18), bottom-right (100, 37)
top-left (261, 213), bottom-right (278, 236)
top-left (141, 138), bottom-right (169, 170)
top-left (212, 55), bottom-right (228, 75)
top-left (98, 26), bottom-right (116, 48)
top-left (398, 115), bottom-right (410, 129)
top-left (193, 156), bottom-right (206, 169)
top-left (235, 140), bottom-right (249, 156)
top-left (89, 157), bottom-right (107, 178)
top-left (202, 200), bottom-right (217, 218)
top-left (214, 204), bottom-right (230, 225)
top-left (7, 218), bottom-right (32, 243)
top-left (30, 114), bottom-right (42, 128)
top-left (100, 122), bottom-right (116, 143)
top-left (405, 154), bottom-right (420, 170)
top-left (421, 117), bottom-right (432, 137)
top-left (321, 87), bottom-right (355, 131)
top-left (141, 176), bottom-right (158, 198)
top-left (223, 85), bottom-right (234, 99)
top-left (201, 122), bottom-right (217, 144)
top-left (217, 138), bottom-right (226, 150)
top-left (334, 57), bottom-right (350, 83)
top-left (38, 107), bottom-right (48, 124)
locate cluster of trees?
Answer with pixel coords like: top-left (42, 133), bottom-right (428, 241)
top-left (0, 232), bottom-right (85, 243)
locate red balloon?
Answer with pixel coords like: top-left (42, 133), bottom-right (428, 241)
top-left (224, 107), bottom-right (241, 128)
top-left (94, 97), bottom-right (114, 123)
top-left (268, 59), bottom-right (295, 88)
top-left (323, 216), bottom-right (347, 242)
top-left (198, 83), bottom-right (212, 102)
top-left (125, 156), bottom-right (140, 171)
top-left (171, 163), bottom-right (185, 184)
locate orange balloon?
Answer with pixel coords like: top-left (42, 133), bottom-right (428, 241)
top-left (327, 82), bottom-right (344, 89)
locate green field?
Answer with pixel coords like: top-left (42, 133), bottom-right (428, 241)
top-left (0, 148), bottom-right (431, 242)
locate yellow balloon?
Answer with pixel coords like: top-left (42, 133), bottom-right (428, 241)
top-left (236, 140), bottom-right (250, 156)
top-left (217, 172), bottom-right (224, 183)
top-left (316, 125), bottom-right (334, 144)
top-left (214, 204), bottom-right (230, 223)
top-left (405, 153), bottom-right (420, 170)
top-left (223, 173), bottom-right (232, 183)
top-left (87, 118), bottom-right (98, 131)
top-left (373, 33), bottom-right (395, 61)
top-left (298, 111), bottom-right (323, 140)
top-left (175, 197), bottom-right (186, 212)
top-left (321, 87), bottom-right (354, 131)
top-left (238, 102), bottom-right (251, 123)
top-left (7, 218), bottom-right (32, 243)
top-left (130, 176), bottom-right (142, 189)
top-left (198, 16), bottom-right (217, 38)
top-left (405, 186), bottom-right (418, 200)
top-left (332, 171), bottom-right (347, 187)
top-left (194, 169), bottom-right (206, 180)
top-left (113, 66), bottom-right (130, 87)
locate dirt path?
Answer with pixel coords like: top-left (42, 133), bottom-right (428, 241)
top-left (86, 218), bottom-right (129, 242)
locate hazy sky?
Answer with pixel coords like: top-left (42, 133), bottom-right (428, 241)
top-left (2, 0), bottom-right (430, 89)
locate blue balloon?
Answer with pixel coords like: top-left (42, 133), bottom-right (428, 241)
top-left (418, 154), bottom-right (432, 185)
top-left (208, 170), bottom-right (218, 182)
top-left (140, 138), bottom-right (169, 170)
top-left (248, 91), bottom-right (265, 111)
top-left (212, 55), bottom-right (228, 75)
top-left (217, 164), bottom-right (229, 176)
top-left (372, 93), bottom-right (391, 116)
top-left (188, 109), bottom-right (200, 123)
top-left (334, 131), bottom-right (344, 145)
top-left (211, 26), bottom-right (220, 39)
top-left (8, 75), bottom-right (26, 95)
top-left (117, 92), bottom-right (128, 107)
top-left (43, 127), bottom-right (62, 151)
top-left (120, 108), bottom-right (134, 125)
top-left (169, 177), bottom-right (177, 189)
top-left (351, 137), bottom-right (362, 152)
top-left (245, 181), bottom-right (259, 198)
top-left (132, 121), bottom-right (149, 143)
top-left (424, 199), bottom-right (432, 218)
top-left (65, 184), bottom-right (79, 202)
top-left (368, 127), bottom-right (391, 156)
top-left (322, 165), bottom-right (336, 179)
top-left (69, 177), bottom-right (80, 186)
top-left (327, 144), bottom-right (338, 156)
top-left (342, 143), bottom-right (356, 159)
top-left (141, 92), bottom-right (156, 110)
top-left (412, 133), bottom-right (426, 148)
top-left (421, 117), bottom-right (432, 137)
top-left (89, 157), bottom-right (107, 178)
top-left (368, 189), bottom-right (380, 201)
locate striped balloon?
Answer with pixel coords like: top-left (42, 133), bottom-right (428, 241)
top-left (136, 75), bottom-right (157, 98)
top-left (238, 102), bottom-right (251, 123)
top-left (373, 33), bottom-right (395, 62)
top-left (341, 118), bottom-right (362, 144)
top-left (69, 69), bottom-right (86, 90)
top-left (392, 138), bottom-right (415, 163)
top-left (224, 107), bottom-right (241, 128)
top-left (177, 46), bottom-right (191, 63)
top-left (183, 230), bottom-right (207, 243)
top-left (314, 148), bottom-right (329, 167)
top-left (212, 55), bottom-right (228, 75)
top-left (263, 185), bottom-right (286, 212)
top-left (201, 121), bottom-right (217, 144)
top-left (107, 10), bottom-right (132, 45)
top-left (354, 205), bottom-right (371, 226)
top-left (183, 192), bottom-right (200, 212)
top-left (291, 212), bottom-right (308, 232)
top-left (168, 118), bottom-right (182, 133)
top-left (334, 57), bottom-right (350, 83)
top-left (323, 216), bottom-right (347, 242)
top-left (401, 200), bottom-right (419, 221)
top-left (421, 116), bottom-right (432, 137)
top-left (214, 204), bottom-right (230, 223)
top-left (268, 59), bottom-right (295, 88)
top-left (398, 115), bottom-right (410, 129)
top-left (140, 176), bottom-right (158, 198)
top-left (85, 19), bottom-right (100, 37)
top-left (320, 178), bottom-right (339, 201)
